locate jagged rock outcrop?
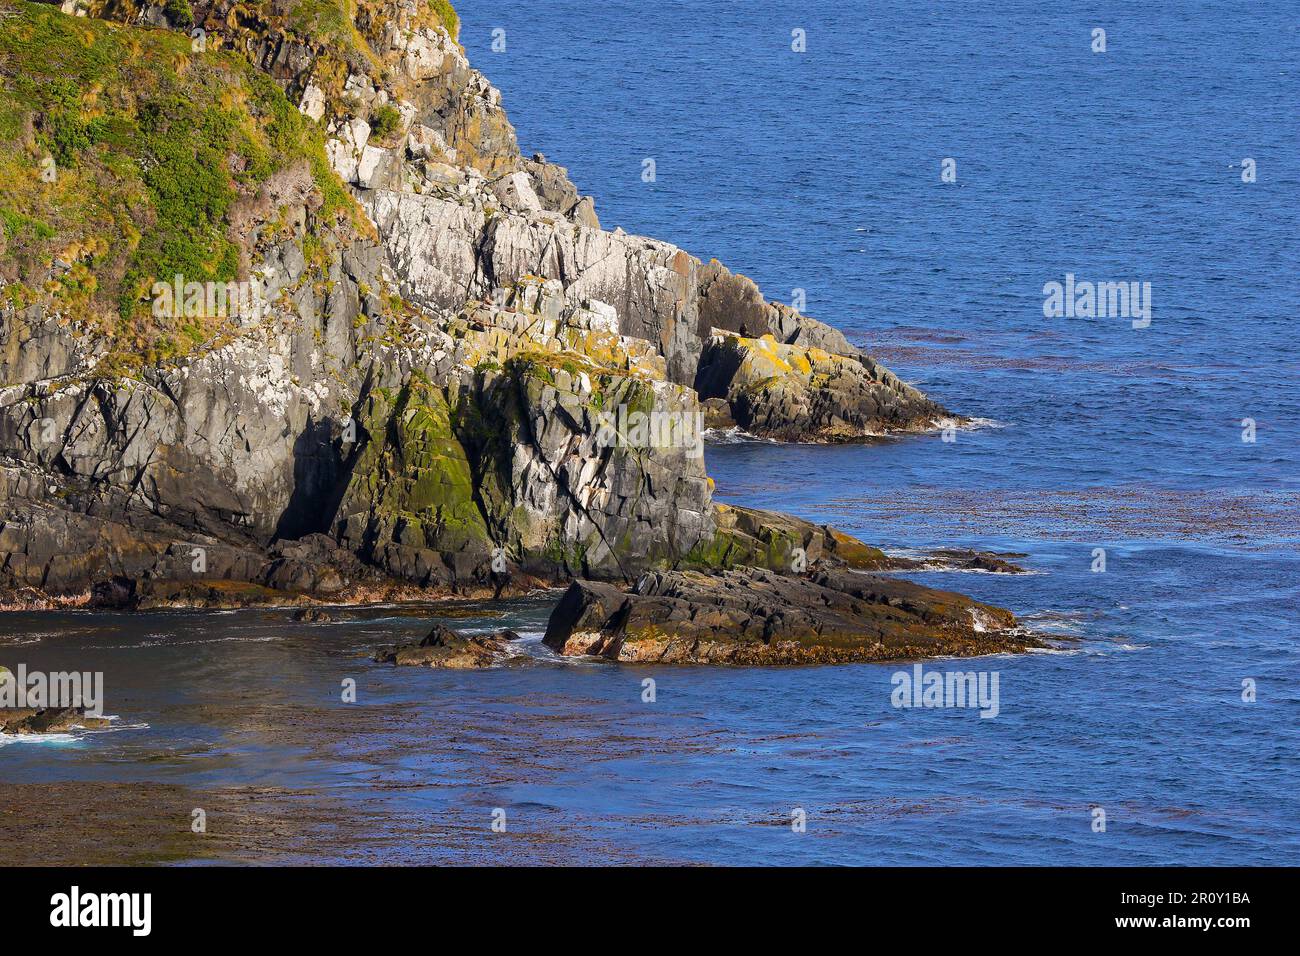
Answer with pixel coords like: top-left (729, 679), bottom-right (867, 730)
top-left (0, 0), bottom-right (969, 608)
top-left (544, 567), bottom-right (1034, 665)
top-left (695, 329), bottom-right (948, 441)
top-left (694, 502), bottom-right (892, 571)
top-left (319, 274), bottom-right (716, 586)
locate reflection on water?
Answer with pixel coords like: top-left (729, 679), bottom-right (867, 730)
top-left (2, 555), bottom-right (1297, 865)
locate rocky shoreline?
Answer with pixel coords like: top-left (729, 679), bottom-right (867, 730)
top-left (365, 541), bottom-right (1039, 668)
top-left (0, 1), bottom-right (1032, 665)
top-left (542, 567), bottom-right (1036, 666)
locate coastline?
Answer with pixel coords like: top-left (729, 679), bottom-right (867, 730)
top-left (0, 1), bottom-right (1010, 651)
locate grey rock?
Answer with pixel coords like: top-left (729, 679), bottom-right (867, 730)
top-left (0, 2), bottom-right (967, 609)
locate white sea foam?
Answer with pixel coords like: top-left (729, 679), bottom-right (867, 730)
top-left (703, 426), bottom-right (778, 445)
top-left (102, 634), bottom-right (279, 649)
top-left (0, 715), bottom-right (148, 747)
top-left (928, 415), bottom-right (1008, 434)
top-left (1020, 612), bottom-right (1089, 636)
top-left (503, 629), bottom-right (546, 646)
top-left (0, 731), bottom-right (79, 748)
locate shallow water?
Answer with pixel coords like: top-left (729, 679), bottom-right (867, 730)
top-left (3, 0), bottom-right (1298, 864)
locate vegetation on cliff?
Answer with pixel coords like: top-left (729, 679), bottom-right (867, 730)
top-left (0, 1), bottom-right (354, 366)
top-left (0, 0), bottom-right (1004, 652)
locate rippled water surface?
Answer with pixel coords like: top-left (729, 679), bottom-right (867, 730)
top-left (2, 0), bottom-right (1297, 864)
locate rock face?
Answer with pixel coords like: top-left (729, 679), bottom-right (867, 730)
top-left (695, 330), bottom-right (949, 442)
top-left (0, 1), bottom-right (967, 608)
top-left (544, 567), bottom-right (1035, 665)
top-left (329, 277), bottom-right (715, 586)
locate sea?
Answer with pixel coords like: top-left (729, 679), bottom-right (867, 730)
top-left (1, 0), bottom-right (1296, 865)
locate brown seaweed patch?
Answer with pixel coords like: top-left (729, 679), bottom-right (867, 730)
top-left (828, 486), bottom-right (1300, 545)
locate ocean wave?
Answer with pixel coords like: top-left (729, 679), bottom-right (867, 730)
top-left (501, 629), bottom-right (609, 667)
top-left (703, 426), bottom-right (780, 445)
top-left (503, 629), bottom-right (546, 645)
top-left (0, 731), bottom-right (79, 748)
top-left (0, 715), bottom-right (148, 748)
top-left (101, 634), bottom-right (280, 649)
top-left (1019, 615), bottom-right (1088, 636)
top-left (929, 415), bottom-right (1008, 433)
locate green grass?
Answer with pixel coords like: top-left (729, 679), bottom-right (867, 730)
top-left (0, 1), bottom-right (358, 365)
top-left (369, 102), bottom-right (401, 140)
top-left (163, 0), bottom-right (194, 29)
top-left (429, 0), bottom-right (459, 38)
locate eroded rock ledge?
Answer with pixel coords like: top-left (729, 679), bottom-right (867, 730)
top-left (543, 567), bottom-right (1037, 665)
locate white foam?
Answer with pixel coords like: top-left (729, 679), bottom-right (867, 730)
top-left (0, 731), bottom-right (79, 748)
top-left (928, 415), bottom-right (1008, 434)
top-left (0, 715), bottom-right (149, 748)
top-left (703, 426), bottom-right (778, 445)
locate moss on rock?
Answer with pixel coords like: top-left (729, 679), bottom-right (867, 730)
top-left (348, 376), bottom-right (490, 554)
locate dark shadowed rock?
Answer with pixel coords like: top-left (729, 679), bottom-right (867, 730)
top-left (883, 549), bottom-right (1031, 574)
top-left (926, 549), bottom-right (1030, 574)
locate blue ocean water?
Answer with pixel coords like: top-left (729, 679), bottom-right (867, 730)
top-left (2, 1), bottom-right (1297, 865)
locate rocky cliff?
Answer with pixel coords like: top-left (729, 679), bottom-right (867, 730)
top-left (0, 0), bottom-right (957, 608)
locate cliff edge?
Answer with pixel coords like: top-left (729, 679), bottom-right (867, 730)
top-left (0, 1), bottom-right (969, 619)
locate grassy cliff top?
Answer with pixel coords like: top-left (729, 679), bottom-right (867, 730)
top-left (215, 0), bottom-right (458, 69)
top-left (0, 0), bottom-right (357, 364)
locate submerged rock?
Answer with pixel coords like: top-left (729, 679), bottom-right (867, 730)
top-left (543, 567), bottom-right (1036, 665)
top-left (374, 623), bottom-right (520, 668)
top-left (0, 706), bottom-right (111, 736)
top-left (292, 608), bottom-right (334, 623)
top-left (918, 549), bottom-right (1031, 574)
